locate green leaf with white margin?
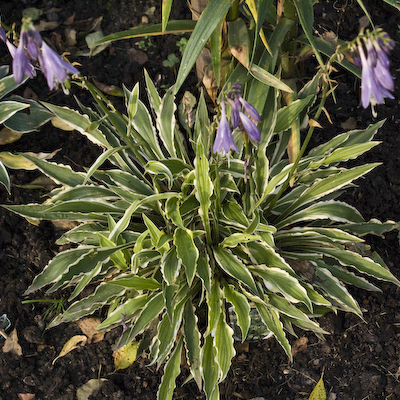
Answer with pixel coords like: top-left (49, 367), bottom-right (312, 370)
top-left (223, 283), bottom-right (250, 341)
top-left (308, 142), bottom-right (380, 169)
top-left (252, 265), bottom-right (313, 311)
top-left (106, 169), bottom-right (153, 195)
top-left (144, 69), bottom-right (162, 114)
top-left (246, 242), bottom-right (294, 274)
top-left (157, 337), bottom-right (183, 400)
top-left (48, 243), bottom-right (134, 293)
top-left (292, 0), bottom-right (324, 67)
top-left (322, 264), bottom-right (381, 292)
top-left (267, 293), bottom-right (327, 334)
top-left (201, 335), bottom-right (220, 400)
top-left (0, 101), bottom-right (30, 124)
top-left (274, 95), bottom-right (314, 133)
top-left (338, 219), bottom-right (398, 237)
top-left (174, 228), bottom-right (199, 286)
top-left (154, 298), bottom-right (186, 368)
top-left (108, 192), bottom-right (179, 242)
top-left (276, 200), bottom-right (365, 229)
top-left (122, 292), bottom-right (164, 345)
top-left (145, 160), bottom-right (173, 188)
top-left (131, 100), bottom-right (164, 159)
top-left (197, 251), bottom-right (212, 294)
top-left (97, 294), bottom-right (147, 331)
top-left (215, 310), bottom-right (235, 381)
top-left (110, 275), bottom-right (162, 290)
top-left (206, 280), bottom-right (223, 336)
top-left (278, 164), bottom-right (380, 219)
top-left (21, 153), bottom-right (86, 186)
top-left (48, 282), bottom-right (127, 328)
top-left (161, 246), bottom-right (182, 286)
top-left (250, 64), bottom-right (294, 93)
top-left (194, 90), bottom-right (211, 152)
top-left (213, 246), bottom-right (257, 293)
top-left (67, 261), bottom-right (103, 301)
top-left (0, 74), bottom-right (29, 100)
top-left (83, 146), bottom-right (128, 185)
top-left (158, 86), bottom-right (177, 157)
top-left (194, 136), bottom-right (213, 241)
top-left (174, 0), bottom-right (236, 94)
top-left (41, 102), bottom-right (110, 147)
top-left (0, 152), bottom-right (38, 170)
top-left (316, 247), bottom-right (400, 286)
top-left (0, 160), bottom-right (10, 193)
top-left (166, 196), bottom-right (184, 229)
top-left (183, 301), bottom-right (202, 390)
top-left (161, 0), bottom-right (173, 31)
top-left (221, 233), bottom-right (262, 248)
top-left (25, 247), bottom-right (93, 294)
top-left (255, 302), bottom-right (292, 361)
top-left (314, 266), bottom-right (362, 316)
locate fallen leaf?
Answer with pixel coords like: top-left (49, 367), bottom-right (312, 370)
top-left (128, 48), bottom-right (149, 65)
top-left (64, 28), bottom-right (77, 47)
top-left (93, 80), bottom-right (124, 97)
top-left (76, 378), bottom-right (107, 400)
top-left (0, 127), bottom-right (24, 145)
top-left (113, 341), bottom-right (139, 370)
top-left (309, 375), bottom-right (326, 400)
top-left (340, 117), bottom-right (357, 130)
top-left (64, 13), bottom-right (76, 26)
top-left (52, 220), bottom-right (79, 230)
top-left (291, 337), bottom-right (308, 357)
top-left (34, 20), bottom-right (59, 32)
top-left (231, 44), bottom-right (249, 68)
top-left (2, 328), bottom-right (23, 356)
top-left (77, 317), bottom-right (105, 344)
top-left (52, 335), bottom-right (87, 365)
top-left (18, 394), bottom-right (35, 400)
top-left (359, 15), bottom-right (370, 30)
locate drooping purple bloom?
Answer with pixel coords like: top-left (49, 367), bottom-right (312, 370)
top-left (213, 101), bottom-right (238, 155)
top-left (0, 25), bottom-right (36, 80)
top-left (239, 97), bottom-right (261, 122)
top-left (239, 111), bottom-right (261, 143)
top-left (39, 42), bottom-right (79, 90)
top-left (0, 26), bottom-right (6, 43)
top-left (2, 18), bottom-right (79, 90)
top-left (355, 30), bottom-right (395, 113)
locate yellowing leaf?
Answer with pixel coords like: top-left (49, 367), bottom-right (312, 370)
top-left (2, 328), bottom-right (22, 356)
top-left (76, 378), bottom-right (107, 400)
top-left (309, 375), bottom-right (326, 400)
top-left (113, 341), bottom-right (139, 370)
top-left (77, 317), bottom-right (105, 344)
top-left (0, 127), bottom-right (24, 145)
top-left (52, 335), bottom-right (87, 365)
top-left (51, 116), bottom-right (75, 131)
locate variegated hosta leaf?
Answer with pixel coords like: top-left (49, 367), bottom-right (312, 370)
top-left (157, 337), bottom-right (183, 400)
top-left (255, 302), bottom-right (292, 361)
top-left (47, 282), bottom-right (127, 328)
top-left (252, 265), bottom-right (313, 311)
top-left (174, 228), bottom-right (199, 286)
top-left (314, 266), bottom-right (362, 316)
top-left (215, 310), bottom-right (236, 381)
top-left (118, 292), bottom-right (164, 348)
top-left (96, 294), bottom-right (147, 331)
top-left (201, 335), bottom-right (220, 400)
top-left (213, 247), bottom-right (257, 294)
top-left (183, 301), bottom-right (202, 390)
top-left (223, 284), bottom-right (250, 341)
top-left (160, 246), bottom-right (182, 285)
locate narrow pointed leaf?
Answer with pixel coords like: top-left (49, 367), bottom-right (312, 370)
top-left (174, 228), bottom-right (199, 286)
top-left (215, 311), bottom-right (235, 381)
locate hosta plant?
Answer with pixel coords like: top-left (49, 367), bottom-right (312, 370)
top-left (2, 71), bottom-right (399, 398)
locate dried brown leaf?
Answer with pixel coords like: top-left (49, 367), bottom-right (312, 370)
top-left (76, 317), bottom-right (105, 344)
top-left (340, 117), bottom-right (357, 130)
top-left (2, 328), bottom-right (23, 356)
top-left (291, 337), bottom-right (308, 357)
top-left (18, 394), bottom-right (35, 400)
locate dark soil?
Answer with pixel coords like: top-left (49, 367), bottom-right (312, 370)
top-left (1, 1), bottom-right (400, 399)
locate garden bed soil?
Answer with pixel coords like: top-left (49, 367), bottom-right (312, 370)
top-left (1, 0), bottom-right (400, 399)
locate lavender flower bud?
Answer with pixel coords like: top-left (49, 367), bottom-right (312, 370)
top-left (239, 111), bottom-right (261, 143)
